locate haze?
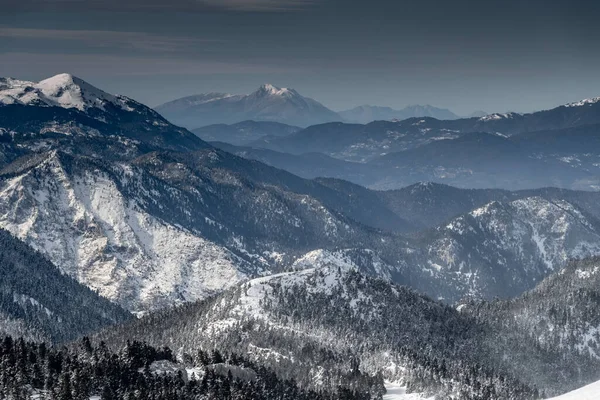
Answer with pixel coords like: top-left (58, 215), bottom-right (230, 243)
top-left (1, 0), bottom-right (599, 115)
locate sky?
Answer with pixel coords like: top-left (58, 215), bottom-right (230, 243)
top-left (1, 0), bottom-right (599, 115)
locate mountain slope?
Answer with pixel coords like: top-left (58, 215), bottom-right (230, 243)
top-left (99, 258), bottom-right (600, 397)
top-left (0, 150), bottom-right (259, 312)
top-left (250, 119), bottom-right (462, 163)
top-left (210, 142), bottom-right (381, 189)
top-left (100, 259), bottom-right (600, 397)
top-left (155, 84), bottom-right (341, 128)
top-left (254, 97), bottom-right (600, 164)
top-left (96, 265), bottom-right (541, 399)
top-left (463, 257), bottom-right (600, 395)
top-left (368, 132), bottom-right (597, 190)
top-left (0, 227), bottom-right (132, 343)
top-left (378, 182), bottom-right (600, 230)
top-left (409, 197), bottom-right (600, 300)
top-left (465, 257), bottom-right (600, 362)
top-left (339, 104), bottom-right (460, 124)
top-left (0, 147), bottom-right (417, 312)
top-left (0, 337), bottom-right (351, 400)
top-left (192, 120), bottom-right (301, 145)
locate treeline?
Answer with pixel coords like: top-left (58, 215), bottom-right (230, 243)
top-left (0, 335), bottom-right (372, 400)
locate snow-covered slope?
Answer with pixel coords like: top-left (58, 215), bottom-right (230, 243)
top-left (417, 197), bottom-right (600, 299)
top-left (0, 147), bottom-right (411, 312)
top-left (564, 97), bottom-right (600, 108)
top-left (154, 83), bottom-right (341, 128)
top-left (0, 73), bottom-right (131, 112)
top-left (0, 151), bottom-right (251, 312)
top-left (291, 248), bottom-right (395, 279)
top-left (546, 379), bottom-right (600, 399)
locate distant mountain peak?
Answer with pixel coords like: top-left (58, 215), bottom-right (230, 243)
top-left (155, 83), bottom-right (340, 127)
top-left (564, 97), bottom-right (600, 107)
top-left (256, 83), bottom-right (292, 96)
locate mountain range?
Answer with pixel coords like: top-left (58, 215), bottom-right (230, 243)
top-left (154, 83), bottom-right (482, 129)
top-left (203, 97), bottom-right (600, 190)
top-left (2, 75), bottom-right (600, 314)
top-left (338, 104), bottom-right (461, 123)
top-left (2, 73), bottom-right (600, 399)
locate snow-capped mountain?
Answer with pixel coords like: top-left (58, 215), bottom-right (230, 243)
top-left (0, 73), bottom-right (209, 162)
top-left (378, 182), bottom-right (600, 229)
top-left (564, 97), bottom-right (600, 107)
top-left (0, 145), bottom-right (411, 312)
top-left (154, 84), bottom-right (341, 128)
top-left (0, 73), bottom-right (130, 112)
top-left (1, 148), bottom-right (599, 311)
top-left (339, 104), bottom-right (460, 124)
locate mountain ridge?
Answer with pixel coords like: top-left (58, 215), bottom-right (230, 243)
top-left (339, 104), bottom-right (461, 123)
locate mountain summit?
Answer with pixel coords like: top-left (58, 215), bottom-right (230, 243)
top-left (339, 104), bottom-right (461, 123)
top-left (0, 73), bottom-right (131, 112)
top-left (154, 83), bottom-right (341, 128)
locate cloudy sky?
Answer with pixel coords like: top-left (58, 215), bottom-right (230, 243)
top-left (1, 0), bottom-right (598, 114)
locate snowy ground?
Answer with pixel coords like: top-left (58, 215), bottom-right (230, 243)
top-left (383, 382), bottom-right (435, 400)
top-left (546, 379), bottom-right (600, 399)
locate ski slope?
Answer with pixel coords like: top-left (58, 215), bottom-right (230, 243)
top-left (546, 379), bottom-right (600, 400)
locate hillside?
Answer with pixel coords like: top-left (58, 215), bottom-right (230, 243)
top-left (0, 228), bottom-right (132, 343)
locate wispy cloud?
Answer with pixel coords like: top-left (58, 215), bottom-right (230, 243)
top-left (0, 28), bottom-right (221, 52)
top-left (0, 52), bottom-right (305, 77)
top-left (198, 0), bottom-right (316, 12)
top-left (2, 0), bottom-right (318, 12)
